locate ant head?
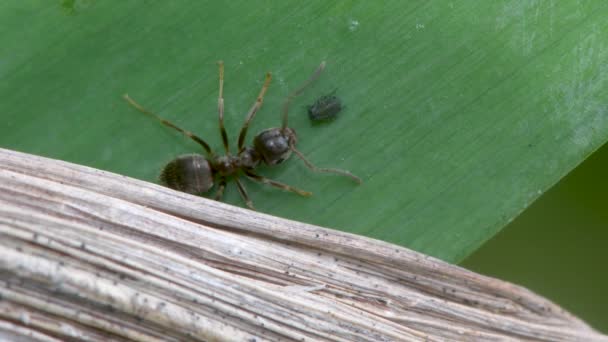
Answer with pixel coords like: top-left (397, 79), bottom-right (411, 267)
top-left (253, 127), bottom-right (297, 165)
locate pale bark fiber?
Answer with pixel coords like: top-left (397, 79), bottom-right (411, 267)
top-left (0, 148), bottom-right (605, 341)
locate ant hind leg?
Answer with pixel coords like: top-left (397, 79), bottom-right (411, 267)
top-left (235, 177), bottom-right (255, 209)
top-left (123, 94), bottom-right (214, 156)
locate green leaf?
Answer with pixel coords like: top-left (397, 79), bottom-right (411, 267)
top-left (2, 1), bottom-right (607, 263)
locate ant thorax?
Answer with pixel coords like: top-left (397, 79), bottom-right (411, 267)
top-left (237, 146), bottom-right (260, 169)
top-left (212, 147), bottom-right (260, 177)
top-left (254, 127), bottom-right (297, 165)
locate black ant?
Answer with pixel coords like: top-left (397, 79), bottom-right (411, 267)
top-left (123, 61), bottom-right (361, 209)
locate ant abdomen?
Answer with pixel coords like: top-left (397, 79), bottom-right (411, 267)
top-left (254, 127), bottom-right (297, 165)
top-left (160, 154), bottom-right (214, 195)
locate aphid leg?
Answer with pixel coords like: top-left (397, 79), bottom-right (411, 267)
top-left (217, 61), bottom-right (230, 154)
top-left (244, 170), bottom-right (312, 197)
top-left (235, 177), bottom-right (254, 209)
top-left (291, 147), bottom-right (362, 184)
top-left (281, 61), bottom-right (326, 130)
top-left (237, 72), bottom-right (272, 151)
top-left (123, 94), bottom-right (214, 156)
top-left (214, 177), bottom-right (227, 201)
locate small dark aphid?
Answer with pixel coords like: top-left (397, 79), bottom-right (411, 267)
top-left (307, 89), bottom-right (343, 122)
top-left (123, 61), bottom-right (361, 210)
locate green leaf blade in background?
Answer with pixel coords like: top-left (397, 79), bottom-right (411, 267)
top-left (1, 1), bottom-right (607, 265)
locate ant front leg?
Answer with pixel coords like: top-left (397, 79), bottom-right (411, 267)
top-left (244, 171), bottom-right (312, 197)
top-left (237, 72), bottom-right (272, 151)
top-left (217, 61), bottom-right (230, 154)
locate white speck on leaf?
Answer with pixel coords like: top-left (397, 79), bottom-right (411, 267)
top-left (349, 19), bottom-right (359, 32)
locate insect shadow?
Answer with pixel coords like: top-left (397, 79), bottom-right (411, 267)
top-left (123, 61), bottom-right (361, 210)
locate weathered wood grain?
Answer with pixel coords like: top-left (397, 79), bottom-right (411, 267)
top-left (0, 148), bottom-right (605, 341)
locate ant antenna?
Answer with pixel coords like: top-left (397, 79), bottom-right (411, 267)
top-left (281, 61), bottom-right (326, 131)
top-left (290, 145), bottom-right (362, 184)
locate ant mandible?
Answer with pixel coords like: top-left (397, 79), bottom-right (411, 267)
top-left (123, 61), bottom-right (361, 209)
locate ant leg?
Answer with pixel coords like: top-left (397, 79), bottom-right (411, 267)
top-left (244, 170), bottom-right (312, 197)
top-left (214, 178), bottom-right (227, 201)
top-left (217, 61), bottom-right (230, 154)
top-left (237, 72), bottom-right (272, 151)
top-left (291, 147), bottom-right (362, 184)
top-left (123, 94), bottom-right (214, 156)
top-left (235, 177), bottom-right (254, 209)
top-left (281, 61), bottom-right (326, 130)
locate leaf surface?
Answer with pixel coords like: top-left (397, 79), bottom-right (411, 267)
top-left (2, 1), bottom-right (607, 262)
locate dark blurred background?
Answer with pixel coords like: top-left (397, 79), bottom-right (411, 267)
top-left (462, 142), bottom-right (608, 333)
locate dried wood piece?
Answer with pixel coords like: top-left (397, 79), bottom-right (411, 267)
top-left (0, 147), bottom-right (605, 341)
